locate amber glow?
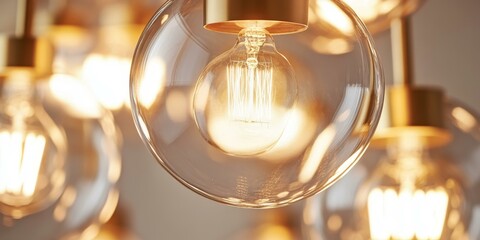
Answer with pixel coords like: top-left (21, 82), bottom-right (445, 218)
top-left (82, 54), bottom-right (165, 111)
top-left (137, 59), bottom-right (166, 109)
top-left (259, 107), bottom-right (317, 161)
top-left (207, 106), bottom-right (291, 156)
top-left (312, 0), bottom-right (400, 34)
top-left (452, 106), bottom-right (477, 132)
top-left (0, 131), bottom-right (46, 204)
top-left (257, 224), bottom-right (294, 240)
top-left (366, 139), bottom-right (451, 240)
top-left (299, 125), bottom-right (336, 183)
top-left (49, 73), bottom-right (103, 118)
top-left (82, 54), bottom-right (131, 110)
top-left (368, 187), bottom-right (449, 240)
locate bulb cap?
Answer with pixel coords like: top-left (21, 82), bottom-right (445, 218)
top-left (203, 0), bottom-right (308, 34)
top-left (0, 36), bottom-right (53, 78)
top-left (371, 86), bottom-right (451, 148)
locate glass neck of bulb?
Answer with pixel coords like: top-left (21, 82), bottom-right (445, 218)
top-left (237, 27), bottom-right (274, 52)
top-left (2, 69), bottom-right (36, 122)
top-left (385, 137), bottom-right (430, 191)
top-left (386, 138), bottom-right (429, 167)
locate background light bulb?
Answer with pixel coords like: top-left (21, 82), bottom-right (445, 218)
top-left (301, 134), bottom-right (470, 240)
top-left (307, 0), bottom-right (424, 54)
top-left (0, 68), bottom-right (66, 219)
top-left (193, 27), bottom-right (297, 156)
top-left (362, 138), bottom-right (454, 240)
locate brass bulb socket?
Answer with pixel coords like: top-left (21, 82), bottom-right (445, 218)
top-left (204, 0), bottom-right (309, 34)
top-left (371, 86), bottom-right (451, 148)
top-left (0, 36), bottom-right (53, 79)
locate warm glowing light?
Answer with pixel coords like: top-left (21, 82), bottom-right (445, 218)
top-left (344, 0), bottom-right (382, 22)
top-left (312, 36), bottom-right (352, 55)
top-left (313, 0), bottom-right (401, 34)
top-left (368, 187), bottom-right (449, 240)
top-left (257, 225), bottom-right (294, 240)
top-left (314, 1), bottom-right (354, 34)
top-left (194, 27), bottom-right (297, 156)
top-left (0, 131), bottom-right (46, 204)
top-left (207, 106), bottom-right (291, 156)
top-left (82, 54), bottom-right (131, 110)
top-left (259, 107), bottom-right (317, 162)
top-left (299, 126), bottom-right (336, 183)
top-left (49, 73), bottom-right (103, 118)
top-left (98, 189), bottom-right (120, 224)
top-left (452, 107), bottom-right (477, 132)
top-left (137, 59), bottom-right (166, 108)
top-left (227, 54), bottom-right (273, 123)
top-left (364, 139), bottom-right (452, 240)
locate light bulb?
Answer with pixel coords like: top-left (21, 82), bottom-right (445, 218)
top-left (130, 0), bottom-right (384, 207)
top-left (193, 27), bottom-right (297, 156)
top-left (363, 139), bottom-right (453, 240)
top-left (302, 137), bottom-right (469, 240)
top-left (0, 69), bottom-right (67, 219)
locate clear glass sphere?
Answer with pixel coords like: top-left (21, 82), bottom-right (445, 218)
top-left (302, 98), bottom-right (479, 240)
top-left (0, 77), bottom-right (122, 240)
top-left (307, 0), bottom-right (424, 54)
top-left (130, 0), bottom-right (384, 208)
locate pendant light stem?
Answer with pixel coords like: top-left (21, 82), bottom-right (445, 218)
top-left (391, 17), bottom-right (413, 86)
top-left (15, 0), bottom-right (35, 37)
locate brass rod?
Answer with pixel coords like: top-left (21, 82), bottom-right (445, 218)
top-left (15, 0), bottom-right (35, 37)
top-left (391, 17), bottom-right (413, 86)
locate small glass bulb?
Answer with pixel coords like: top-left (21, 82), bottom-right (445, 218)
top-left (0, 69), bottom-right (66, 219)
top-left (193, 27), bottom-right (297, 156)
top-left (360, 139), bottom-right (464, 240)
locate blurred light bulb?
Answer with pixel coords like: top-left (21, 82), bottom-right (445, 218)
top-left (48, 73), bottom-right (103, 118)
top-left (82, 54), bottom-right (131, 110)
top-left (0, 69), bottom-right (66, 219)
top-left (361, 138), bottom-right (464, 240)
top-left (312, 0), bottom-right (400, 35)
top-left (193, 27), bottom-right (297, 156)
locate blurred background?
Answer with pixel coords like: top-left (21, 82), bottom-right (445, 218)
top-left (0, 0), bottom-right (479, 239)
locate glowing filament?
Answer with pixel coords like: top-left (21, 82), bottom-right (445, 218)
top-left (367, 188), bottom-right (449, 240)
top-left (0, 131), bottom-right (46, 200)
top-left (227, 28), bottom-right (273, 123)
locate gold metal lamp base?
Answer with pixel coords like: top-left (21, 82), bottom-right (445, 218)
top-left (203, 0), bottom-right (309, 34)
top-left (371, 86), bottom-right (451, 148)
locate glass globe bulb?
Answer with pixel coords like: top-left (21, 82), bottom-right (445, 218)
top-left (0, 69), bottom-right (66, 219)
top-left (302, 97), bottom-right (480, 240)
top-left (360, 139), bottom-right (462, 240)
top-left (130, 0), bottom-right (384, 208)
top-left (0, 74), bottom-right (122, 240)
top-left (193, 27), bottom-right (297, 156)
top-left (302, 144), bottom-right (469, 240)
